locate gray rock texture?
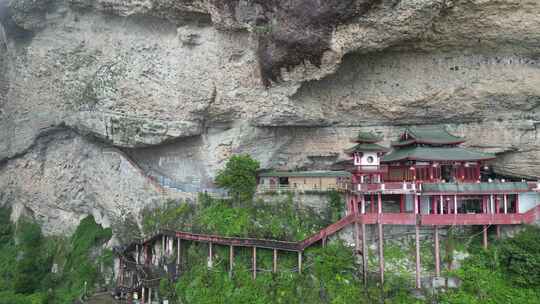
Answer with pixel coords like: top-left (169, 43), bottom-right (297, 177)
top-left (1, 0), bottom-right (540, 235)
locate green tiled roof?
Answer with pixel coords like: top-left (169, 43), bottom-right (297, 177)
top-left (392, 126), bottom-right (465, 146)
top-left (259, 171), bottom-right (352, 178)
top-left (422, 182), bottom-right (530, 193)
top-left (344, 143), bottom-right (389, 154)
top-left (353, 131), bottom-right (382, 143)
top-left (381, 146), bottom-right (495, 162)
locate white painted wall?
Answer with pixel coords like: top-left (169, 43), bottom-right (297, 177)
top-left (354, 152), bottom-right (380, 166)
top-left (518, 192), bottom-right (540, 213)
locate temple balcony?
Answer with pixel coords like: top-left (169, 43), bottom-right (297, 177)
top-left (352, 208), bottom-right (539, 226)
top-left (356, 181), bottom-right (540, 194)
top-left (357, 182), bottom-right (417, 193)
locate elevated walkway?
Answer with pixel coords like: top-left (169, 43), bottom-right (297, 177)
top-left (122, 205), bottom-right (540, 255)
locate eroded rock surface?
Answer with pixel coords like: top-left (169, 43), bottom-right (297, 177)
top-left (1, 0), bottom-right (540, 234)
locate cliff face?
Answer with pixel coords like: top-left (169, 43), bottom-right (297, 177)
top-left (1, 0), bottom-right (540, 236)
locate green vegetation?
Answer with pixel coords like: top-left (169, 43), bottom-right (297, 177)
top-left (215, 154), bottom-right (260, 202)
top-left (327, 190), bottom-right (344, 222)
top-left (49, 216), bottom-right (113, 303)
top-left (174, 242), bottom-right (366, 304)
top-left (0, 208), bottom-right (113, 304)
top-left (143, 194), bottom-right (327, 241)
top-left (439, 225), bottom-right (540, 304)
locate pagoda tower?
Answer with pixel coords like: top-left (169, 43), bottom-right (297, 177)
top-left (344, 131), bottom-right (389, 184)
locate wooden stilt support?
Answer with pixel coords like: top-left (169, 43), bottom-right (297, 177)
top-left (177, 238), bottom-right (181, 267)
top-left (118, 257), bottom-right (124, 286)
top-left (136, 244), bottom-right (140, 264)
top-left (496, 225), bottom-right (501, 240)
top-left (415, 224), bottom-right (421, 289)
top-left (361, 195), bottom-right (366, 214)
top-left (483, 225), bottom-right (488, 249)
top-left (361, 223), bottom-right (368, 285)
top-left (378, 222), bottom-right (384, 285)
top-left (208, 242), bottom-right (213, 268)
top-left (434, 226), bottom-right (440, 277)
top-left (377, 193), bottom-right (382, 214)
top-left (162, 235), bottom-right (165, 256)
top-left (229, 245), bottom-right (234, 277)
top-left (141, 287), bottom-right (145, 304)
top-left (353, 195), bottom-right (359, 214)
top-left (370, 193), bottom-right (375, 213)
top-left (148, 288), bottom-right (152, 304)
top-left (273, 248), bottom-right (278, 273)
top-left (298, 251), bottom-right (303, 274)
top-left (252, 247), bottom-right (257, 279)
top-left (322, 237), bottom-right (327, 247)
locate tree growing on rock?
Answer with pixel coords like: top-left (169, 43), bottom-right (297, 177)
top-left (215, 155), bottom-right (260, 203)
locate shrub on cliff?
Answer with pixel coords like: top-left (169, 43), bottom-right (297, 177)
top-left (215, 155), bottom-right (260, 203)
top-left (50, 215), bottom-right (112, 303)
top-left (13, 219), bottom-right (51, 295)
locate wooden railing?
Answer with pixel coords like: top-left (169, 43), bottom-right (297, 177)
top-left (357, 182), bottom-right (417, 192)
top-left (257, 184), bottom-right (350, 193)
top-left (119, 207), bottom-right (540, 269)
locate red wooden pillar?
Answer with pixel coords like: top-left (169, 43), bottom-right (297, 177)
top-left (272, 248), bottom-right (277, 273)
top-left (516, 194), bottom-right (520, 214)
top-left (378, 222), bottom-right (384, 285)
top-left (361, 223), bottom-right (368, 284)
top-left (298, 251), bottom-right (303, 274)
top-left (482, 195), bottom-right (487, 214)
top-left (431, 196), bottom-right (436, 214)
top-left (370, 193), bottom-right (375, 213)
top-left (400, 194), bottom-right (405, 213)
top-left (434, 226), bottom-right (440, 277)
top-left (415, 224), bottom-right (421, 289)
top-left (230, 245), bottom-right (235, 277)
top-left (252, 246), bottom-right (257, 279)
top-left (377, 193), bottom-right (382, 214)
top-left (208, 242), bottom-right (213, 268)
top-left (495, 195), bottom-right (499, 214)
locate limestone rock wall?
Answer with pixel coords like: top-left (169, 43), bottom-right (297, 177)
top-left (1, 0), bottom-right (540, 235)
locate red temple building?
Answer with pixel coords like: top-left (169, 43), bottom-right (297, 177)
top-left (345, 126), bottom-right (540, 287)
top-left (345, 126), bottom-right (540, 219)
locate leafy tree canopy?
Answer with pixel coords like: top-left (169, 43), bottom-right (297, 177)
top-left (215, 154), bottom-right (260, 202)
